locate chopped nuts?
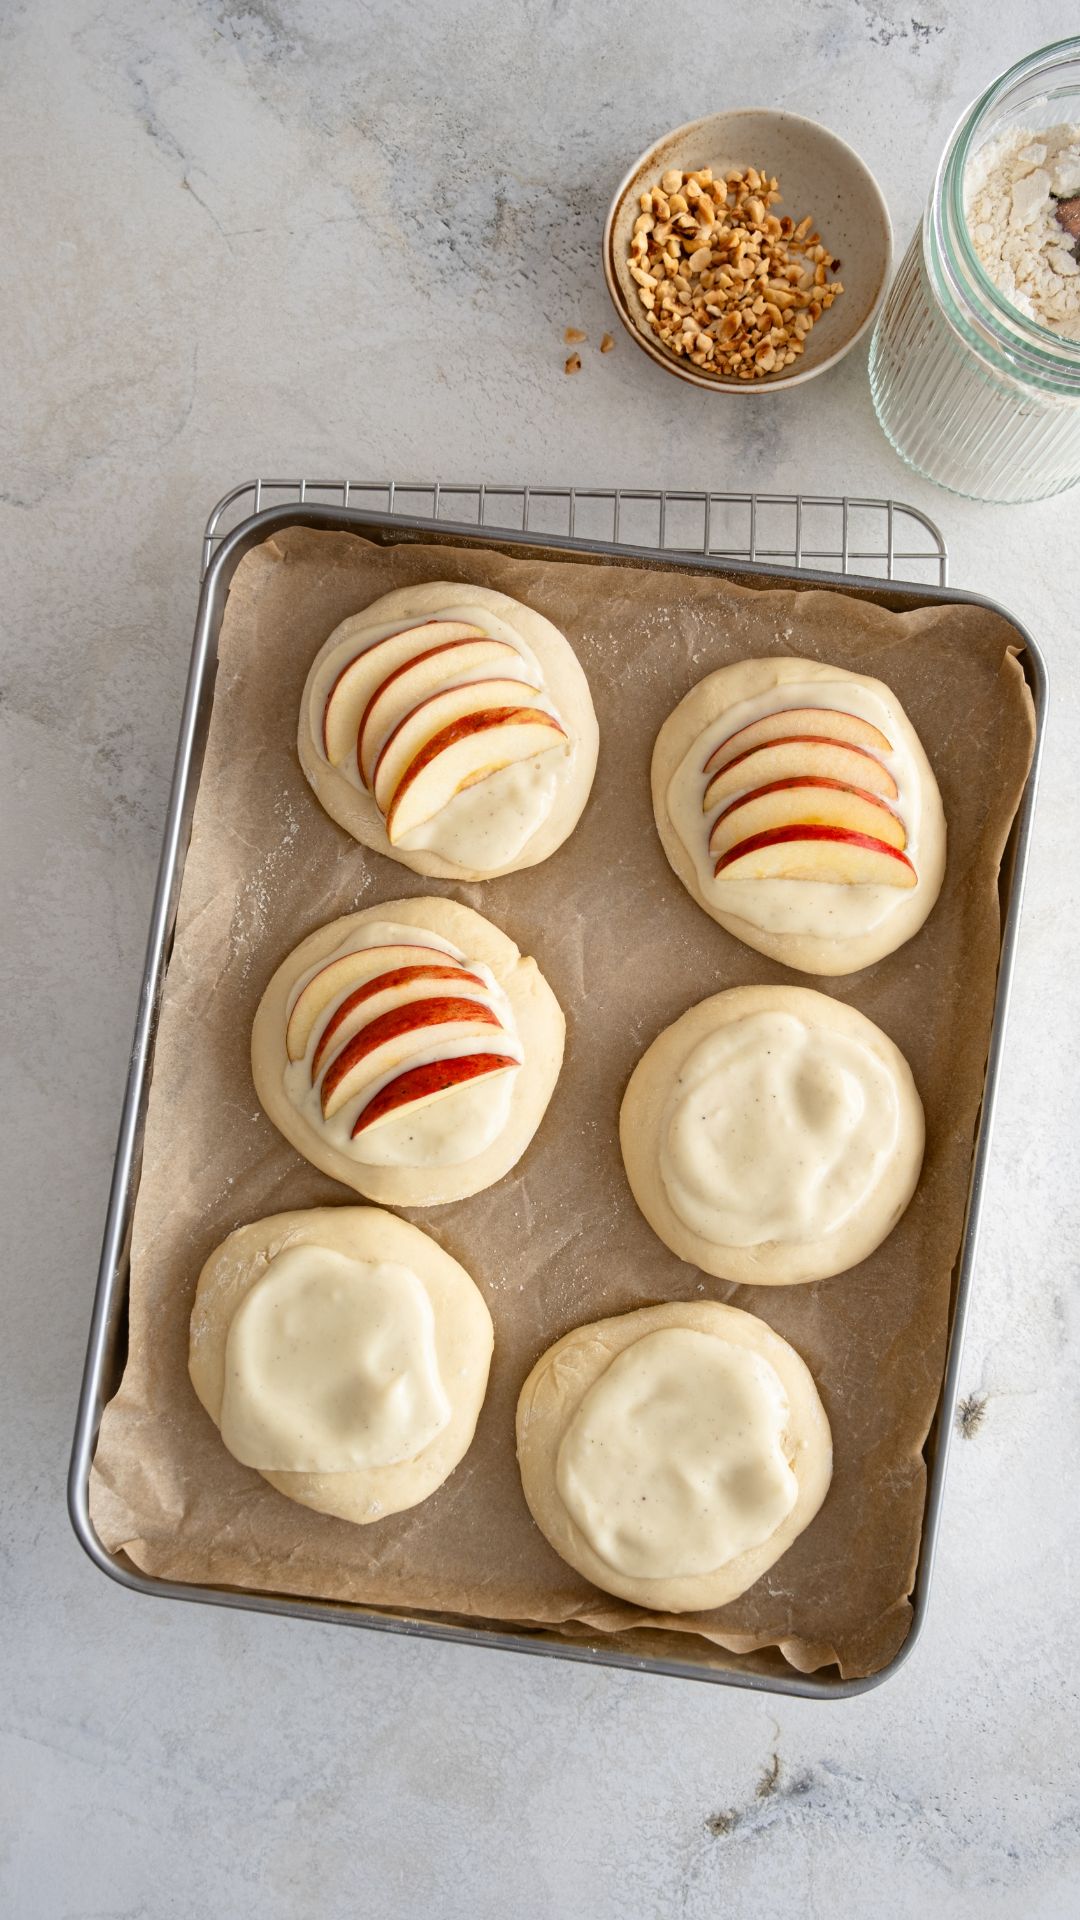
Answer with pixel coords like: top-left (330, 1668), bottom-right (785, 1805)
top-left (600, 332), bottom-right (615, 352)
top-left (626, 163), bottom-right (844, 380)
top-left (564, 352), bottom-right (582, 374)
top-left (564, 326), bottom-right (587, 343)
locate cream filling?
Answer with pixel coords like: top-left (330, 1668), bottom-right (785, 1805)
top-left (667, 679), bottom-right (922, 938)
top-left (660, 1010), bottom-right (901, 1248)
top-left (555, 1328), bottom-right (797, 1579)
top-left (220, 1245), bottom-right (451, 1472)
top-left (282, 921), bottom-right (523, 1168)
top-left (396, 754), bottom-right (563, 869)
top-left (310, 602), bottom-right (573, 871)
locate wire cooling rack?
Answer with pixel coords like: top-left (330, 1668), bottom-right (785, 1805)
top-left (203, 481), bottom-right (949, 587)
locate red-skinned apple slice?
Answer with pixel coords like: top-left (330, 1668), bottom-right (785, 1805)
top-left (703, 736), bottom-right (898, 811)
top-left (322, 622), bottom-right (485, 765)
top-left (385, 708), bottom-right (569, 844)
top-left (713, 824), bottom-right (917, 887)
top-left (351, 1053), bottom-right (520, 1137)
top-left (703, 705), bottom-right (892, 775)
top-left (285, 943), bottom-right (463, 1062)
top-left (372, 677), bottom-right (547, 814)
top-left (708, 777), bottom-right (906, 859)
top-left (358, 638), bottom-right (532, 786)
top-left (320, 996), bottom-right (504, 1119)
top-left (311, 964), bottom-right (489, 1080)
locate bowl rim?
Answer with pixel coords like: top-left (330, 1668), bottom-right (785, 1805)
top-left (602, 108), bottom-right (894, 394)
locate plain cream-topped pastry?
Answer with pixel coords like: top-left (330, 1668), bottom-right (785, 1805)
top-left (251, 896), bottom-right (565, 1208)
top-left (189, 1207), bottom-right (494, 1524)
top-left (516, 1301), bottom-right (832, 1611)
top-left (620, 985), bottom-right (925, 1285)
top-left (298, 581), bottom-right (599, 880)
top-left (652, 654), bottom-right (947, 974)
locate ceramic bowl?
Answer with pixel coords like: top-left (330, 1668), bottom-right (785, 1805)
top-left (603, 110), bottom-right (893, 392)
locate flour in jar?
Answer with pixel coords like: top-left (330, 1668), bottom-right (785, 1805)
top-left (965, 121), bottom-right (1080, 339)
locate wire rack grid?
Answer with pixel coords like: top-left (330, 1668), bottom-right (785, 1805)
top-left (203, 481), bottom-right (949, 587)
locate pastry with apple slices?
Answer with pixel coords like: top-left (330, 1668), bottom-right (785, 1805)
top-left (252, 896), bottom-right (564, 1207)
top-left (189, 1206), bottom-right (493, 1525)
top-left (652, 656), bottom-right (946, 975)
top-left (298, 581), bottom-right (599, 881)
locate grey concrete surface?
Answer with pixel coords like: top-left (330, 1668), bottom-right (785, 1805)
top-left (2, 3), bottom-right (1078, 1915)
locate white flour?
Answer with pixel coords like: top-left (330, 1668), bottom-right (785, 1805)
top-left (965, 121), bottom-right (1080, 340)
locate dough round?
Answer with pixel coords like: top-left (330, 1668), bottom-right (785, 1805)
top-left (252, 896), bottom-right (565, 1207)
top-left (298, 581), bottom-right (599, 881)
top-left (652, 655), bottom-right (946, 975)
top-left (516, 1300), bottom-right (832, 1611)
top-left (190, 1207), bottom-right (493, 1523)
top-left (620, 985), bottom-right (924, 1286)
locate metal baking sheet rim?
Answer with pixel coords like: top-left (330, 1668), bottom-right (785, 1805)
top-left (68, 501), bottom-right (1048, 1700)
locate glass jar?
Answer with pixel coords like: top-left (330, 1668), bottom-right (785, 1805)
top-left (869, 37), bottom-right (1080, 502)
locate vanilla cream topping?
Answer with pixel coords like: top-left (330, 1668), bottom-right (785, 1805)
top-left (397, 754), bottom-right (563, 869)
top-left (281, 920), bottom-right (523, 1167)
top-left (555, 1327), bottom-right (797, 1579)
top-left (219, 1245), bottom-right (451, 1472)
top-left (667, 678), bottom-right (922, 938)
top-left (659, 1009), bottom-right (901, 1248)
top-left (309, 602), bottom-right (573, 871)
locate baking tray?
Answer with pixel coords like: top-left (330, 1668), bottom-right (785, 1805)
top-left (69, 486), bottom-right (1045, 1698)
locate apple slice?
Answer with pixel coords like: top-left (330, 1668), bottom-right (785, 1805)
top-left (311, 964), bottom-right (489, 1080)
top-left (703, 736), bottom-right (898, 811)
top-left (372, 678), bottom-right (547, 815)
top-left (321, 997), bottom-right (504, 1119)
top-left (322, 622), bottom-right (486, 765)
top-left (385, 708), bottom-right (569, 844)
top-left (351, 1054), bottom-right (520, 1138)
top-left (358, 639), bottom-right (533, 787)
top-left (285, 943), bottom-right (463, 1062)
top-left (714, 825), bottom-right (917, 887)
top-left (708, 777), bottom-right (906, 860)
top-left (703, 705), bottom-right (892, 775)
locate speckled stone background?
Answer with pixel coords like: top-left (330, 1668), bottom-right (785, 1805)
top-left (3, 3), bottom-right (1078, 1915)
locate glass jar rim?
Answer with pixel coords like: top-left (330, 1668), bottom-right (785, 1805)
top-left (939, 34), bottom-right (1080, 367)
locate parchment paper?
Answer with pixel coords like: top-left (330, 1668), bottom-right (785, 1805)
top-left (90, 527), bottom-right (1035, 1680)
